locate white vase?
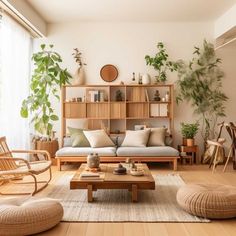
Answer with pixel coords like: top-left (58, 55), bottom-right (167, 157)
top-left (73, 67), bottom-right (85, 85)
top-left (142, 73), bottom-right (151, 85)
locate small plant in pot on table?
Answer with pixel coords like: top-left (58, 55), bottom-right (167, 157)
top-left (181, 122), bottom-right (199, 146)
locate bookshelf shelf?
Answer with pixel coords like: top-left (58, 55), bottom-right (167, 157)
top-left (61, 84), bottom-right (174, 142)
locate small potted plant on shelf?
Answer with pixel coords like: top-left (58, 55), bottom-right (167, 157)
top-left (180, 122), bottom-right (199, 146)
top-left (20, 44), bottom-right (72, 158)
top-left (145, 42), bottom-right (178, 83)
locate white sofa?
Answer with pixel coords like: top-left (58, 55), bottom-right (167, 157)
top-left (56, 136), bottom-right (179, 171)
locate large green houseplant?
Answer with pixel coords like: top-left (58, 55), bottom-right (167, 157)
top-left (145, 42), bottom-right (178, 83)
top-left (176, 40), bottom-right (228, 145)
top-left (21, 44), bottom-right (72, 153)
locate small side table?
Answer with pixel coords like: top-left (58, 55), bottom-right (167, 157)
top-left (178, 145), bottom-right (199, 164)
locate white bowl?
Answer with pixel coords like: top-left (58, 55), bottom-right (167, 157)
top-left (130, 169), bottom-right (145, 176)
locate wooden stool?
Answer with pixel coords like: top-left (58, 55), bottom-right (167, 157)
top-left (178, 145), bottom-right (199, 165)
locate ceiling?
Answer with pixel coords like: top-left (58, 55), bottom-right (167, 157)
top-left (26, 0), bottom-right (236, 23)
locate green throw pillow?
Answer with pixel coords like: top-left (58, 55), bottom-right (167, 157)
top-left (67, 127), bottom-right (90, 147)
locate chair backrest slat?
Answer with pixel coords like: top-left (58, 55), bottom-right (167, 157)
top-left (0, 137), bottom-right (17, 170)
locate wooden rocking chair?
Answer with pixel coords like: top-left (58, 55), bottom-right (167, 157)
top-left (0, 136), bottom-right (52, 195)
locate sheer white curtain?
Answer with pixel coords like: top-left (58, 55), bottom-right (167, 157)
top-left (0, 13), bottom-right (31, 149)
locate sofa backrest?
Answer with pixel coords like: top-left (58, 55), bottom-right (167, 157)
top-left (63, 134), bottom-right (173, 147)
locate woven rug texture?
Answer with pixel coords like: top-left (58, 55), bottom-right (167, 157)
top-left (38, 173), bottom-right (209, 222)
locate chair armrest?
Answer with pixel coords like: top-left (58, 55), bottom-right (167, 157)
top-left (207, 140), bottom-right (225, 147)
top-left (11, 150), bottom-right (51, 161)
top-left (0, 157), bottom-right (31, 170)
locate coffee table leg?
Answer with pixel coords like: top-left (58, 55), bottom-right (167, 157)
top-left (132, 184), bottom-right (138, 202)
top-left (87, 184), bottom-right (93, 202)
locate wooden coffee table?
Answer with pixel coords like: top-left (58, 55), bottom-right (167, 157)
top-left (70, 163), bottom-right (155, 202)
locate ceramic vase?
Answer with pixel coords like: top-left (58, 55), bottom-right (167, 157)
top-left (87, 153), bottom-right (100, 168)
top-left (142, 73), bottom-right (151, 85)
top-left (73, 67), bottom-right (85, 85)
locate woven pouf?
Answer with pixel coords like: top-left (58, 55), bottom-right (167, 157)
top-left (0, 197), bottom-right (63, 236)
top-left (177, 183), bottom-right (236, 219)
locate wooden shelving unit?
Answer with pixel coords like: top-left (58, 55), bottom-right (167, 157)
top-left (61, 84), bottom-right (174, 144)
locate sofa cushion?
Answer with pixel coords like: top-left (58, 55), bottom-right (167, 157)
top-left (63, 137), bottom-right (73, 147)
top-left (68, 127), bottom-right (90, 147)
top-left (116, 146), bottom-right (179, 157)
top-left (56, 147), bottom-right (117, 157)
top-left (121, 129), bottom-right (150, 147)
top-left (83, 130), bottom-right (115, 148)
top-left (147, 127), bottom-right (166, 146)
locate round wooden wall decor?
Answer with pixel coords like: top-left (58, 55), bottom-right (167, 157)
top-left (100, 64), bottom-right (118, 82)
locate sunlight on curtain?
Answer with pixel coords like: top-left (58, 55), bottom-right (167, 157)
top-left (0, 13), bottom-right (31, 149)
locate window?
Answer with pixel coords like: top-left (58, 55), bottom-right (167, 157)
top-left (0, 12), bottom-right (31, 149)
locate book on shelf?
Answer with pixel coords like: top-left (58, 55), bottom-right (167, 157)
top-left (159, 104), bottom-right (168, 116)
top-left (145, 89), bottom-right (149, 102)
top-left (150, 103), bottom-right (168, 117)
top-left (150, 104), bottom-right (159, 117)
top-left (88, 90), bottom-right (105, 102)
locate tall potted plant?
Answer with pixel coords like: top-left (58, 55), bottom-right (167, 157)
top-left (176, 40), bottom-right (228, 146)
top-left (21, 44), bottom-right (72, 157)
top-left (181, 122), bottom-right (199, 146)
top-left (145, 42), bottom-right (178, 83)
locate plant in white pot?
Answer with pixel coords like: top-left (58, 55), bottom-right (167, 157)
top-left (72, 48), bottom-right (87, 85)
top-left (20, 44), bottom-right (72, 157)
top-left (180, 122), bottom-right (199, 146)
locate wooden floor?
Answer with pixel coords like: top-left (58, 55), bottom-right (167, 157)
top-left (1, 163), bottom-right (236, 236)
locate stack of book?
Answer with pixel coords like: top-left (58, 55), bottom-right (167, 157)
top-left (79, 171), bottom-right (104, 180)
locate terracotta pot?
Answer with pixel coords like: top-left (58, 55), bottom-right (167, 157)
top-left (36, 140), bottom-right (59, 158)
top-left (186, 138), bottom-right (194, 147)
top-left (182, 138), bottom-right (187, 146)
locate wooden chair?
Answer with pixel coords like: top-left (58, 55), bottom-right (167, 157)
top-left (0, 136), bottom-right (52, 195)
top-left (223, 122), bottom-right (236, 172)
top-left (207, 138), bottom-right (226, 172)
top-left (208, 121), bottom-right (225, 168)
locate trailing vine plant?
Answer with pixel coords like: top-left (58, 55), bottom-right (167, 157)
top-left (176, 40), bottom-right (228, 144)
top-left (20, 44), bottom-right (72, 140)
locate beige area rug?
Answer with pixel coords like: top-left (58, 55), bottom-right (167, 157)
top-left (38, 173), bottom-right (210, 222)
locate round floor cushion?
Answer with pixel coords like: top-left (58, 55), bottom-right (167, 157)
top-left (177, 183), bottom-right (236, 219)
top-left (0, 197), bottom-right (63, 236)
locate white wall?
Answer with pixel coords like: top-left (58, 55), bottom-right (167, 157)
top-left (34, 21), bottom-right (214, 153)
top-left (215, 3), bottom-right (236, 38)
top-left (216, 42), bottom-right (236, 133)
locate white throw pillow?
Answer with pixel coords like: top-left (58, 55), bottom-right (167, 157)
top-left (147, 127), bottom-right (166, 146)
top-left (83, 130), bottom-right (115, 148)
top-left (121, 129), bottom-right (150, 147)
